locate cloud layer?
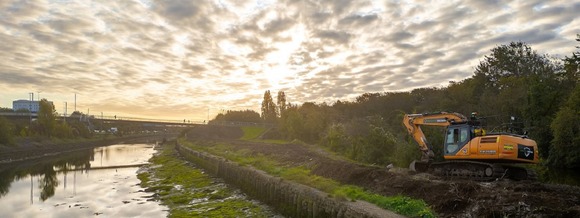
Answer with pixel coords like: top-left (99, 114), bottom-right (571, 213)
top-left (0, 0), bottom-right (578, 120)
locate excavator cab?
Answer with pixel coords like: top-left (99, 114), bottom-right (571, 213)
top-left (445, 123), bottom-right (487, 155)
top-left (444, 124), bottom-right (471, 155)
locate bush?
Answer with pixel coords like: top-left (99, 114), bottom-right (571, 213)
top-left (321, 124), bottom-right (351, 154)
top-left (53, 123), bottom-right (74, 139)
top-left (548, 85), bottom-right (580, 168)
top-left (0, 117), bottom-right (14, 145)
top-left (321, 118), bottom-right (409, 166)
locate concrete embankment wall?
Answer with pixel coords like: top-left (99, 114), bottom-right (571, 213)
top-left (176, 144), bottom-right (403, 218)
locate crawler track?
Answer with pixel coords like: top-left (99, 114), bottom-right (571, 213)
top-left (415, 160), bottom-right (537, 181)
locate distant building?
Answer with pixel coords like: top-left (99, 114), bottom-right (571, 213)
top-left (12, 100), bottom-right (53, 113)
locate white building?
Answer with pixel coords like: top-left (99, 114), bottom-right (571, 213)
top-left (12, 100), bottom-right (53, 113)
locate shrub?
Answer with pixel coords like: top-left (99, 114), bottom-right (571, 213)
top-left (0, 117), bottom-right (14, 145)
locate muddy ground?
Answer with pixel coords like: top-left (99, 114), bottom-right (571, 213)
top-left (185, 125), bottom-right (580, 217)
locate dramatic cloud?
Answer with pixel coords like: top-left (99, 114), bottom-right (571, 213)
top-left (0, 0), bottom-right (578, 120)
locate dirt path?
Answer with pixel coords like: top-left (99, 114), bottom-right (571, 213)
top-left (186, 126), bottom-right (580, 217)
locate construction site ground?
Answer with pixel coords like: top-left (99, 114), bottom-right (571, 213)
top-left (185, 125), bottom-right (580, 217)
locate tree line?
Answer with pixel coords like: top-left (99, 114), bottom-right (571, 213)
top-left (0, 99), bottom-right (95, 145)
top-left (216, 36), bottom-right (579, 169)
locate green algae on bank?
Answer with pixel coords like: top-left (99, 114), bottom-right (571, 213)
top-left (137, 142), bottom-right (279, 218)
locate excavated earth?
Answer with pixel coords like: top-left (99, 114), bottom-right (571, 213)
top-left (185, 126), bottom-right (580, 217)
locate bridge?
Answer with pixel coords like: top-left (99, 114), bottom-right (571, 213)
top-left (1, 112), bottom-right (200, 123)
top-left (0, 112), bottom-right (272, 132)
top-left (0, 112), bottom-right (201, 134)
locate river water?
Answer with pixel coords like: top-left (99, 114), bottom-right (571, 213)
top-left (0, 144), bottom-right (167, 217)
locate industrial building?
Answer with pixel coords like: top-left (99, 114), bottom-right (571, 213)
top-left (12, 100), bottom-right (53, 113)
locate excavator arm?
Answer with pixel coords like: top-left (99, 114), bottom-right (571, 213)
top-left (403, 112), bottom-right (468, 161)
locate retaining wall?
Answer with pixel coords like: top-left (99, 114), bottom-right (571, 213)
top-left (176, 144), bottom-right (403, 218)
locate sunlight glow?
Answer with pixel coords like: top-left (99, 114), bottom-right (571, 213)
top-left (263, 65), bottom-right (290, 89)
top-left (171, 34), bottom-right (190, 57)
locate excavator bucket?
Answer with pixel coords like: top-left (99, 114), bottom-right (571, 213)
top-left (409, 160), bottom-right (429, 173)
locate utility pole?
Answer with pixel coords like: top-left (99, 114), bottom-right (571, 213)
top-left (64, 102), bottom-right (67, 123)
top-left (74, 93), bottom-right (77, 112)
top-left (31, 93), bottom-right (34, 112)
top-left (29, 92), bottom-right (33, 126)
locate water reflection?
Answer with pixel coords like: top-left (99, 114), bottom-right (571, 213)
top-left (0, 144), bottom-right (167, 217)
top-left (0, 147), bottom-right (94, 201)
top-left (38, 165), bottom-right (58, 201)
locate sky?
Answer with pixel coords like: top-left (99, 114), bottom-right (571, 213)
top-left (0, 0), bottom-right (578, 121)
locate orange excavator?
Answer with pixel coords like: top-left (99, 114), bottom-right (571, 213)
top-left (403, 112), bottom-right (539, 180)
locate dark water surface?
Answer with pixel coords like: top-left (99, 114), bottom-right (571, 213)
top-left (0, 144), bottom-right (168, 217)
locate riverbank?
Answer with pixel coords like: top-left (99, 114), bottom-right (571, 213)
top-left (0, 133), bottom-right (176, 164)
top-left (179, 125), bottom-right (580, 217)
top-left (137, 141), bottom-right (280, 217)
top-left (176, 142), bottom-right (407, 218)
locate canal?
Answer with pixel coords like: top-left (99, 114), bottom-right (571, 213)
top-left (0, 144), bottom-right (167, 217)
top-left (0, 142), bottom-right (281, 217)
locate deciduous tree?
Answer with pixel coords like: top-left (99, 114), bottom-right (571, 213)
top-left (474, 42), bottom-right (563, 157)
top-left (212, 110), bottom-right (261, 123)
top-left (562, 34), bottom-right (579, 92)
top-left (548, 85), bottom-right (580, 168)
top-left (261, 90), bottom-right (277, 122)
top-left (277, 91), bottom-right (287, 117)
top-left (38, 99), bottom-right (57, 137)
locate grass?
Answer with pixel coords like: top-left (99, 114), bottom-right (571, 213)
top-left (137, 142), bottom-right (274, 217)
top-left (180, 139), bottom-right (435, 218)
top-left (240, 126), bottom-right (289, 144)
top-left (333, 186), bottom-right (434, 217)
top-left (240, 126), bottom-right (265, 140)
